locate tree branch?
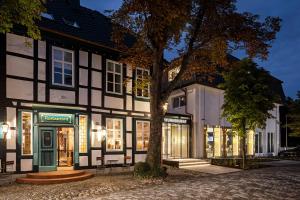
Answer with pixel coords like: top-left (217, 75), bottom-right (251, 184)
top-left (161, 5), bottom-right (206, 103)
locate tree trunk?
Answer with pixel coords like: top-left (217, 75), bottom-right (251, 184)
top-left (241, 118), bottom-right (247, 169)
top-left (146, 51), bottom-right (164, 171)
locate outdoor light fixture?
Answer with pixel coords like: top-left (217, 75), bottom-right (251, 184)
top-left (163, 102), bottom-right (168, 112)
top-left (0, 123), bottom-right (10, 140)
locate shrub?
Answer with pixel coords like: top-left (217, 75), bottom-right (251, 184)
top-left (134, 162), bottom-right (168, 178)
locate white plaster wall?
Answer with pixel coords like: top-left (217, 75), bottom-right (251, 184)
top-left (91, 113), bottom-right (102, 129)
top-left (127, 65), bottom-right (133, 77)
top-left (135, 154), bottom-right (146, 163)
top-left (79, 88), bottom-right (88, 105)
top-left (6, 55), bottom-right (34, 78)
top-left (126, 133), bottom-right (132, 148)
top-left (38, 83), bottom-right (46, 102)
top-left (134, 100), bottom-right (150, 112)
top-left (92, 71), bottom-right (102, 88)
top-left (38, 40), bottom-right (46, 59)
top-left (126, 117), bottom-right (132, 131)
top-left (126, 95), bottom-right (132, 110)
top-left (6, 33), bottom-right (33, 56)
top-left (91, 90), bottom-right (102, 107)
top-left (6, 78), bottom-right (33, 100)
top-left (104, 155), bottom-right (124, 164)
top-left (79, 156), bottom-right (89, 166)
top-left (92, 54), bottom-right (102, 70)
top-left (21, 159), bottom-right (33, 172)
top-left (126, 150), bottom-right (133, 164)
top-left (6, 153), bottom-right (16, 172)
top-left (104, 96), bottom-right (124, 109)
top-left (50, 89), bottom-right (75, 104)
top-left (126, 79), bottom-right (133, 94)
top-left (79, 68), bottom-right (88, 86)
top-left (79, 50), bottom-right (88, 67)
top-left (91, 150), bottom-right (102, 166)
top-left (38, 61), bottom-right (46, 81)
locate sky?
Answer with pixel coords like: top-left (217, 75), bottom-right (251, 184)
top-left (81, 0), bottom-right (300, 98)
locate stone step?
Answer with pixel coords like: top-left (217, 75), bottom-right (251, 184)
top-left (16, 171), bottom-right (94, 185)
top-left (179, 161), bottom-right (210, 167)
top-left (26, 170), bottom-right (86, 179)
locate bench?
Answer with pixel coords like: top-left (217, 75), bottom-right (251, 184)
top-left (96, 157), bottom-right (105, 175)
top-left (0, 161), bottom-right (15, 184)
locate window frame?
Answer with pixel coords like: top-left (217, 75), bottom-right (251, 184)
top-left (52, 46), bottom-right (75, 88)
top-left (136, 120), bottom-right (150, 151)
top-left (135, 67), bottom-right (150, 98)
top-left (172, 95), bottom-right (186, 109)
top-left (106, 60), bottom-right (123, 95)
top-left (21, 111), bottom-right (33, 156)
top-left (106, 118), bottom-right (123, 152)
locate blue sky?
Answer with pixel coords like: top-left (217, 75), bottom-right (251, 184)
top-left (81, 0), bottom-right (300, 98)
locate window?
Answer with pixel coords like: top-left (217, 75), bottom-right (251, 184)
top-left (255, 132), bottom-right (263, 153)
top-left (173, 96), bottom-right (186, 108)
top-left (136, 121), bottom-right (150, 151)
top-left (168, 67), bottom-right (180, 82)
top-left (106, 118), bottom-right (123, 151)
top-left (106, 60), bottom-right (123, 94)
top-left (267, 132), bottom-right (274, 153)
top-left (136, 68), bottom-right (150, 98)
top-left (41, 12), bottom-right (54, 20)
top-left (79, 115), bottom-right (88, 153)
top-left (52, 47), bottom-right (74, 87)
top-left (22, 112), bottom-right (32, 155)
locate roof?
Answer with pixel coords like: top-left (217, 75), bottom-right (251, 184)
top-left (39, 0), bottom-right (134, 50)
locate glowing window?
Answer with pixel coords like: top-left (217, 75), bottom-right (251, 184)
top-left (79, 115), bottom-right (88, 153)
top-left (136, 121), bottom-right (150, 151)
top-left (106, 118), bottom-right (123, 151)
top-left (22, 112), bottom-right (32, 155)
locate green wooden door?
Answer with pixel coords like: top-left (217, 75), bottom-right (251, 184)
top-left (39, 127), bottom-right (57, 171)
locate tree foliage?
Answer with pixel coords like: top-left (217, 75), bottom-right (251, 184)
top-left (112, 0), bottom-right (281, 173)
top-left (286, 92), bottom-right (300, 137)
top-left (0, 0), bottom-right (45, 40)
top-left (221, 58), bottom-right (278, 168)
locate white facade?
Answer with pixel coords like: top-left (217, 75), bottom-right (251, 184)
top-left (167, 83), bottom-right (282, 157)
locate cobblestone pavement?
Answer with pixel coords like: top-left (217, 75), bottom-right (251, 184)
top-left (0, 161), bottom-right (299, 200)
top-left (97, 161), bottom-right (300, 200)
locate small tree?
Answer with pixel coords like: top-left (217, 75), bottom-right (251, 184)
top-left (0, 0), bottom-right (45, 40)
top-left (286, 92), bottom-right (300, 137)
top-left (221, 59), bottom-right (278, 169)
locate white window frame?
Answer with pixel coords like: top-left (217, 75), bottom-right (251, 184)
top-left (136, 120), bottom-right (150, 151)
top-left (106, 118), bottom-right (123, 152)
top-left (21, 111), bottom-right (33, 156)
top-left (172, 95), bottom-right (186, 109)
top-left (135, 67), bottom-right (150, 98)
top-left (106, 60), bottom-right (123, 95)
top-left (52, 46), bottom-right (75, 87)
top-left (267, 132), bottom-right (274, 153)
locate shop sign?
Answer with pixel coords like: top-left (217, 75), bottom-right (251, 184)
top-left (164, 118), bottom-right (188, 124)
top-left (39, 113), bottom-right (73, 124)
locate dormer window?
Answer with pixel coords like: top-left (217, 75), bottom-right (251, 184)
top-left (41, 12), bottom-right (54, 20)
top-left (63, 18), bottom-right (80, 28)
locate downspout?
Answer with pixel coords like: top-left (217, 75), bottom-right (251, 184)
top-left (181, 88), bottom-right (194, 158)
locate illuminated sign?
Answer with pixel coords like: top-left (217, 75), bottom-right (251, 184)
top-left (164, 118), bottom-right (188, 124)
top-left (39, 113), bottom-right (73, 124)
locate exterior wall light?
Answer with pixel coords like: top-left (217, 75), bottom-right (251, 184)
top-left (163, 103), bottom-right (169, 112)
top-left (97, 126), bottom-right (107, 142)
top-left (0, 123), bottom-right (10, 140)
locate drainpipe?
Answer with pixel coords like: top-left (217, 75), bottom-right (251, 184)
top-left (181, 88), bottom-right (194, 158)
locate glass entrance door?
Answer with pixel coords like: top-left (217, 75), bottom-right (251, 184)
top-left (39, 127), bottom-right (57, 171)
top-left (57, 127), bottom-right (74, 167)
top-left (162, 123), bottom-right (189, 159)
